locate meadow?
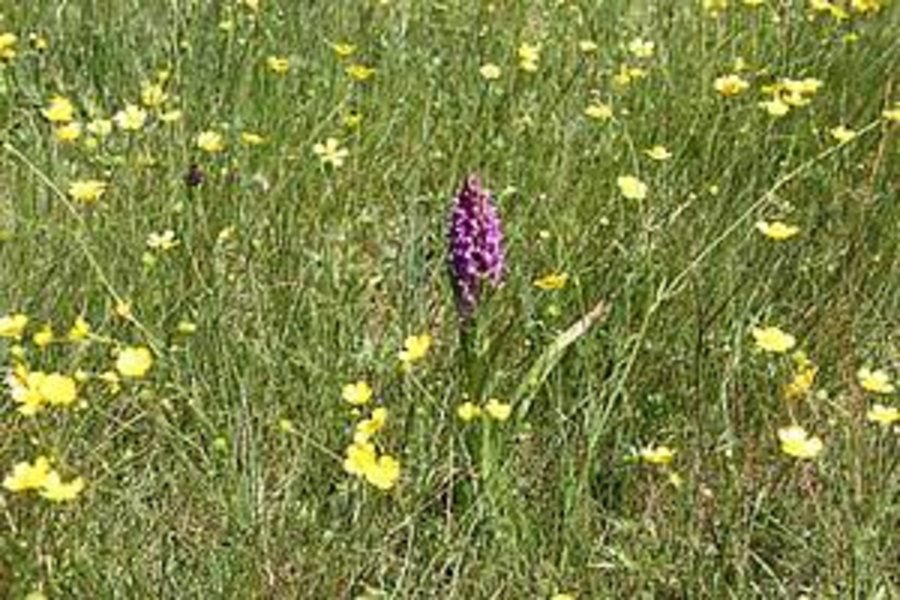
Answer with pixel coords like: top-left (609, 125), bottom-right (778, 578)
top-left (1, 0), bottom-right (899, 597)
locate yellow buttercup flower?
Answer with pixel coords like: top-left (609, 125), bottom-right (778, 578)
top-left (342, 111), bottom-right (363, 129)
top-left (777, 425), bottom-right (823, 459)
top-left (32, 324), bottom-right (54, 347)
top-left (0, 32), bottom-right (17, 60)
top-left (0, 313), bottom-right (29, 338)
top-left (331, 42), bottom-right (356, 58)
top-left (68, 180), bottom-right (107, 204)
top-left (456, 401), bottom-right (482, 422)
top-left (266, 55), bottom-right (290, 74)
top-left (755, 220), bottom-right (800, 241)
top-left (882, 102), bottom-right (900, 122)
top-left (627, 37), bottom-right (655, 58)
top-left (866, 404), bottom-right (899, 426)
top-left (759, 97), bottom-right (790, 117)
top-left (851, 0), bottom-right (883, 13)
top-left (585, 102), bottom-right (613, 121)
top-left (829, 125), bottom-right (856, 144)
top-left (639, 445), bottom-right (676, 466)
top-left (484, 398), bottom-right (512, 422)
top-left (38, 373), bottom-right (77, 406)
top-left (752, 326), bottom-right (796, 353)
top-left (116, 346), bottom-right (154, 378)
top-left (346, 64), bottom-right (375, 81)
top-left (54, 122), bottom-right (82, 143)
top-left (782, 77), bottom-right (823, 97)
top-left (398, 333), bottom-right (432, 365)
top-left (42, 95), bottom-right (75, 123)
top-left (240, 132), bottom-right (265, 146)
top-left (355, 407), bottom-right (388, 443)
top-left (783, 355), bottom-right (817, 400)
top-left (140, 82), bottom-right (168, 108)
top-left (3, 456), bottom-right (52, 492)
top-left (613, 63), bottom-right (647, 87)
top-left (617, 175), bottom-right (648, 200)
top-left (28, 34), bottom-right (48, 52)
top-left (703, 0), bottom-right (729, 14)
top-left (533, 272), bottom-right (569, 291)
top-left (342, 381), bottom-right (373, 406)
top-left (714, 74), bottom-right (750, 97)
top-left (147, 230), bottom-right (179, 251)
top-left (644, 145), bottom-right (672, 161)
top-left (114, 104), bottom-right (148, 131)
top-left (114, 300), bottom-right (134, 320)
top-left (785, 72), bottom-right (824, 91)
top-left (809, 0), bottom-right (849, 19)
top-left (39, 472), bottom-right (85, 502)
top-left (86, 118), bottom-right (113, 137)
top-left (196, 130), bottom-right (225, 153)
top-left (518, 43), bottom-right (540, 72)
top-left (783, 91), bottom-right (810, 107)
top-left (363, 454), bottom-right (400, 490)
top-left (857, 367), bottom-right (895, 394)
top-left (343, 441), bottom-right (377, 477)
top-left (8, 368), bottom-right (46, 415)
top-left (479, 63), bottom-right (502, 80)
top-left (67, 315), bottom-right (91, 342)
top-left (99, 370), bottom-right (121, 393)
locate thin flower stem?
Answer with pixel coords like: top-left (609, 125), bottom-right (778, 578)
top-left (4, 141), bottom-right (163, 354)
top-left (663, 118), bottom-right (883, 302)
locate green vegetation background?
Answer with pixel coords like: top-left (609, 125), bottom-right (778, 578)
top-left (1, 1), bottom-right (898, 597)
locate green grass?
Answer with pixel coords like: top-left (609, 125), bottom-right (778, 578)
top-left (1, 0), bottom-right (899, 597)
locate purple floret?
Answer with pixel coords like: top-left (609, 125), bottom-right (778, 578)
top-left (448, 175), bottom-right (505, 317)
